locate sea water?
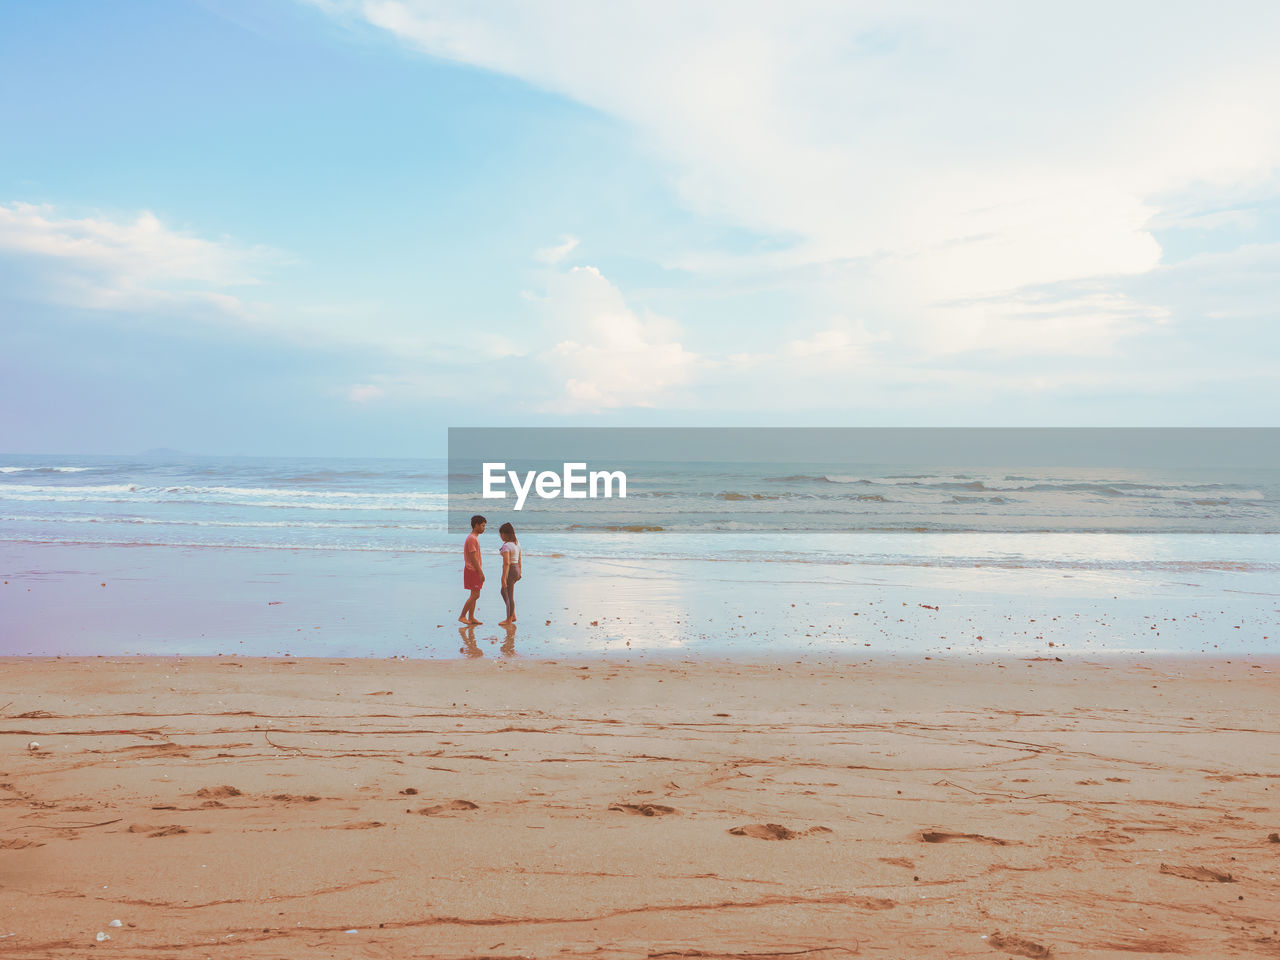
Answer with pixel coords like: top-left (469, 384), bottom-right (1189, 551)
top-left (1, 453), bottom-right (1276, 658)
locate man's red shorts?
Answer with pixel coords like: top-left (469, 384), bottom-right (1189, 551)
top-left (464, 568), bottom-right (484, 591)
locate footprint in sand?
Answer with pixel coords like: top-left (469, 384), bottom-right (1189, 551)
top-left (1077, 831), bottom-right (1135, 846)
top-left (728, 823), bottom-right (833, 840)
top-left (921, 830), bottom-right (1009, 845)
top-left (194, 785), bottom-right (241, 799)
top-left (323, 821), bottom-right (385, 830)
top-left (0, 838), bottom-right (44, 849)
top-left (128, 824), bottom-right (189, 838)
top-left (416, 800), bottom-right (479, 816)
top-left (1159, 863), bottom-right (1234, 883)
top-left (988, 931), bottom-right (1052, 958)
top-left (609, 803), bottom-right (677, 817)
top-left (271, 794), bottom-right (321, 803)
top-left (1095, 936), bottom-right (1185, 954)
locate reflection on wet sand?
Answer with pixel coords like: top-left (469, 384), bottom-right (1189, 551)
top-left (457, 623), bottom-right (519, 658)
top-left (458, 625), bottom-right (482, 658)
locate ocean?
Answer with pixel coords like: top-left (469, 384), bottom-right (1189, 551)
top-left (2, 453), bottom-right (1277, 659)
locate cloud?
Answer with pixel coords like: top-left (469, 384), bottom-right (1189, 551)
top-left (346, 383), bottom-right (386, 403)
top-left (0, 201), bottom-right (281, 317)
top-left (534, 234), bottom-right (579, 264)
top-left (909, 289), bottom-right (1170, 358)
top-left (0, 202), bottom-right (523, 362)
top-left (321, 0), bottom-right (1280, 359)
top-left (785, 318), bottom-right (886, 361)
top-left (537, 265), bottom-right (699, 410)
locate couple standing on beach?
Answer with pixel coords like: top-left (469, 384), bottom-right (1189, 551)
top-left (458, 514), bottom-right (522, 626)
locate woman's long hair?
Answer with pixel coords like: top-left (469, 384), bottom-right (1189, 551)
top-left (498, 522), bottom-right (518, 544)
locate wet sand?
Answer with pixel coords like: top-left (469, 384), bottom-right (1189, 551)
top-left (6, 540), bottom-right (1277, 660)
top-left (2, 654), bottom-right (1278, 958)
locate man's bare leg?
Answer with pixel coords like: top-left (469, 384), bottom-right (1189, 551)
top-left (458, 589), bottom-right (482, 624)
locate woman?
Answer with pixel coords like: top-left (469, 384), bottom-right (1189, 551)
top-left (497, 522), bottom-right (522, 626)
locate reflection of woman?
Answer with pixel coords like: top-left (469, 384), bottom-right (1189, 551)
top-left (498, 522), bottom-right (522, 626)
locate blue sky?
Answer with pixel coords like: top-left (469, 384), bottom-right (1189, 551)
top-left (2, 0), bottom-right (1278, 455)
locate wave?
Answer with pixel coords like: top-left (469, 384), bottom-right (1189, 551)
top-left (0, 514), bottom-right (445, 531)
top-left (0, 534), bottom-right (457, 554)
top-left (0, 494), bottom-right (448, 512)
top-left (0, 466), bottom-right (94, 473)
top-left (0, 483), bottom-right (449, 511)
top-left (819, 477), bottom-right (1267, 499)
top-left (268, 471), bottom-right (386, 483)
top-left (566, 524), bottom-right (665, 532)
top-left (159, 485), bottom-right (447, 501)
top-left (4, 534), bottom-right (1277, 578)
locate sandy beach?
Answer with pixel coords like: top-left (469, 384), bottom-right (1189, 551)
top-left (2, 654), bottom-right (1278, 958)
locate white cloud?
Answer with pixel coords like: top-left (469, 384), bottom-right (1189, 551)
top-left (785, 317), bottom-right (886, 360)
top-left (1134, 242), bottom-right (1280, 323)
top-left (331, 267), bottom-right (697, 412)
top-left (534, 234), bottom-right (579, 264)
top-left (538, 265), bottom-right (699, 410)
top-left (347, 383), bottom-right (386, 403)
top-left (0, 201), bottom-right (279, 316)
top-left (322, 0), bottom-right (1280, 359)
top-left (910, 290), bottom-right (1170, 358)
top-left (0, 201), bottom-right (528, 364)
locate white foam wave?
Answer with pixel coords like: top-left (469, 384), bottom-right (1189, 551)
top-left (1, 534), bottom-right (1276, 576)
top-left (0, 483), bottom-right (448, 511)
top-left (0, 514), bottom-right (443, 531)
top-left (0, 466), bottom-right (94, 473)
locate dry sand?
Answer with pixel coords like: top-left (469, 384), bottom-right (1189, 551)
top-left (2, 654), bottom-right (1278, 958)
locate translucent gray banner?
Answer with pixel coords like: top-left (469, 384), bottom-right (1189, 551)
top-left (447, 428), bottom-right (1280, 534)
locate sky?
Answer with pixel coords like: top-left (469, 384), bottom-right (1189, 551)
top-left (2, 0), bottom-right (1278, 456)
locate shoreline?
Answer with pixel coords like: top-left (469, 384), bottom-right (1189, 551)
top-left (5, 540), bottom-right (1277, 660)
top-left (6, 649), bottom-right (1280, 665)
top-left (4, 654), bottom-right (1278, 958)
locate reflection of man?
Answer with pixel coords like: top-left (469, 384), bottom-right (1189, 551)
top-left (458, 514), bottom-right (486, 625)
top-left (457, 625), bottom-right (482, 658)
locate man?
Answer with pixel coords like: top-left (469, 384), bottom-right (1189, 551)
top-left (458, 514), bottom-right (486, 625)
